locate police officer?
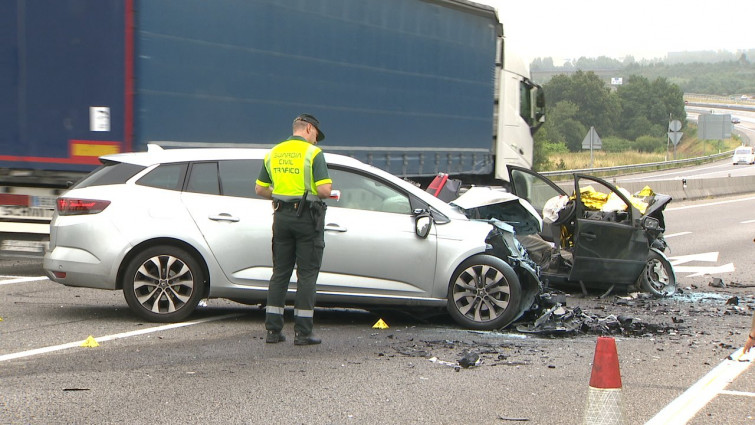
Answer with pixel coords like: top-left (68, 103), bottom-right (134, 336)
top-left (255, 114), bottom-right (332, 345)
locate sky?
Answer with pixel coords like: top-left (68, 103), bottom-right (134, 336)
top-left (474, 0), bottom-right (753, 63)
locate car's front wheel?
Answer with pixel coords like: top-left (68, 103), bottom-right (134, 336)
top-left (447, 255), bottom-right (522, 330)
top-left (637, 250), bottom-right (676, 297)
top-left (122, 245), bottom-right (206, 322)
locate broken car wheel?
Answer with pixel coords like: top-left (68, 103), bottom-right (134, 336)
top-left (447, 254), bottom-right (522, 330)
top-left (637, 250), bottom-right (676, 297)
top-left (122, 245), bottom-right (207, 322)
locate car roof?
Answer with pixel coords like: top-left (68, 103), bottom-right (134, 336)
top-left (100, 144), bottom-right (368, 169)
top-left (99, 144), bottom-right (467, 219)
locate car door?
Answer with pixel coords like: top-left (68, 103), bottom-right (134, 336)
top-left (180, 159), bottom-right (274, 288)
top-left (508, 166), bottom-right (648, 285)
top-left (507, 165), bottom-right (569, 243)
top-left (568, 174), bottom-right (647, 284)
top-left (317, 166), bottom-right (438, 299)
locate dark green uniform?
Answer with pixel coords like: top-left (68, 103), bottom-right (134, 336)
top-left (256, 136), bottom-right (331, 336)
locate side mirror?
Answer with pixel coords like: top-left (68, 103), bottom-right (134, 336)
top-left (641, 216), bottom-right (660, 231)
top-left (415, 214), bottom-right (432, 239)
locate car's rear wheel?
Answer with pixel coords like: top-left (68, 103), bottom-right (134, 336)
top-left (447, 255), bottom-right (522, 330)
top-left (122, 245), bottom-right (206, 322)
top-left (637, 250), bottom-right (676, 297)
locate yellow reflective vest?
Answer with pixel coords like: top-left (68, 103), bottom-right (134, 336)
top-left (257, 138), bottom-right (331, 202)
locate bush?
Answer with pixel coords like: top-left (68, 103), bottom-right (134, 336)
top-left (635, 135), bottom-right (666, 153)
top-left (601, 136), bottom-right (633, 153)
top-left (541, 141), bottom-right (569, 155)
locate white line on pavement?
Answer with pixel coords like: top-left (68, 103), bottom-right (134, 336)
top-left (645, 348), bottom-right (754, 424)
top-left (666, 196), bottom-right (755, 211)
top-left (719, 390), bottom-right (755, 397)
top-left (0, 276), bottom-right (49, 286)
top-left (0, 313), bottom-right (243, 363)
top-left (663, 232), bottom-right (692, 238)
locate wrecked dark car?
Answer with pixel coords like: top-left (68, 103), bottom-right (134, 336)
top-left (449, 166), bottom-right (677, 297)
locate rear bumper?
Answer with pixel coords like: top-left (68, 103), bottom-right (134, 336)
top-left (43, 246), bottom-right (119, 290)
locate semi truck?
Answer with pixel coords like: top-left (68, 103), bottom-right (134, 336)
top-left (0, 0), bottom-right (544, 232)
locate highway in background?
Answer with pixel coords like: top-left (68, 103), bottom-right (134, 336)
top-left (615, 107), bottom-right (755, 184)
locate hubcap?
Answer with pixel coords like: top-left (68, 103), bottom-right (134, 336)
top-left (453, 265), bottom-right (510, 323)
top-left (132, 255), bottom-right (195, 314)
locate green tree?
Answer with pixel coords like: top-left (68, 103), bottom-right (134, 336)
top-left (540, 100), bottom-right (587, 152)
top-left (544, 71), bottom-right (620, 138)
top-left (616, 76), bottom-right (685, 140)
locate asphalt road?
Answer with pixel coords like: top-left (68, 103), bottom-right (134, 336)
top-left (2, 194), bottom-right (755, 424)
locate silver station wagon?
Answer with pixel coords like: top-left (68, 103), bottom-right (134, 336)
top-left (44, 146), bottom-right (541, 330)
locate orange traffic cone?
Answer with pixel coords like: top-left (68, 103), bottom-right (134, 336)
top-left (583, 336), bottom-right (624, 425)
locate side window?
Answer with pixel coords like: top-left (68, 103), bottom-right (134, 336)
top-left (186, 162), bottom-right (220, 195)
top-left (219, 159), bottom-right (264, 199)
top-left (576, 178), bottom-right (630, 224)
top-left (324, 168), bottom-right (411, 214)
top-left (136, 163), bottom-right (187, 191)
top-left (75, 162), bottom-right (147, 189)
top-left (511, 169), bottom-right (564, 214)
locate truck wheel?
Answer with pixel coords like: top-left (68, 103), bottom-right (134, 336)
top-left (637, 250), bottom-right (676, 297)
top-left (122, 245), bottom-right (206, 322)
top-left (447, 255), bottom-right (522, 330)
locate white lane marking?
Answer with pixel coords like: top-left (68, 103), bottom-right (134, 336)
top-left (672, 264), bottom-right (736, 277)
top-left (741, 219), bottom-right (755, 224)
top-left (0, 313), bottom-right (243, 363)
top-left (0, 276), bottom-right (49, 286)
top-left (645, 348), bottom-right (754, 425)
top-left (719, 390), bottom-right (755, 397)
top-left (668, 251), bottom-right (718, 265)
top-left (664, 232), bottom-right (691, 238)
top-left (666, 196), bottom-right (755, 211)
top-left (667, 252), bottom-right (734, 277)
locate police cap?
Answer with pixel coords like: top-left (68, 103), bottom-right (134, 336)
top-left (294, 114), bottom-right (325, 142)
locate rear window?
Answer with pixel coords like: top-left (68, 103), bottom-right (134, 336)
top-left (73, 162), bottom-right (146, 189)
top-left (735, 148), bottom-right (752, 155)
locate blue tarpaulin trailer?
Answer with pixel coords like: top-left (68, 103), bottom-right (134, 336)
top-left (1, 0), bottom-right (505, 180)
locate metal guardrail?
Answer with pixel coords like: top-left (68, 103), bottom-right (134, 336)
top-left (539, 150), bottom-right (734, 178)
top-left (541, 101), bottom-right (751, 178)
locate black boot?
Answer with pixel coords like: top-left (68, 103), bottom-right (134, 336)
top-left (294, 333), bottom-right (321, 345)
top-left (266, 331), bottom-right (286, 343)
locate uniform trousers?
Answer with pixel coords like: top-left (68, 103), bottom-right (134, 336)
top-left (265, 204), bottom-right (325, 336)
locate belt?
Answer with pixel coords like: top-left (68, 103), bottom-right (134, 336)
top-left (273, 200), bottom-right (308, 211)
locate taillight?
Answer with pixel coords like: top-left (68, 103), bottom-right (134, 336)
top-left (56, 198), bottom-right (111, 216)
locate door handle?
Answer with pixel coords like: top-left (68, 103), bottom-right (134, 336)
top-left (325, 223), bottom-right (347, 232)
top-left (582, 232), bottom-right (597, 241)
top-left (209, 213), bottom-right (240, 222)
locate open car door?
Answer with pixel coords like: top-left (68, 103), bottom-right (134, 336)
top-left (508, 166), bottom-right (649, 287)
top-left (568, 174), bottom-right (647, 284)
top-left (507, 166), bottom-right (569, 244)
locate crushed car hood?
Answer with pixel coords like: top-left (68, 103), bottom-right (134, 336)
top-left (451, 187), bottom-right (542, 236)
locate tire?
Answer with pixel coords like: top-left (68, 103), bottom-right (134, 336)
top-left (122, 245), bottom-right (206, 322)
top-left (637, 250), bottom-right (676, 297)
top-left (447, 255), bottom-right (522, 330)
